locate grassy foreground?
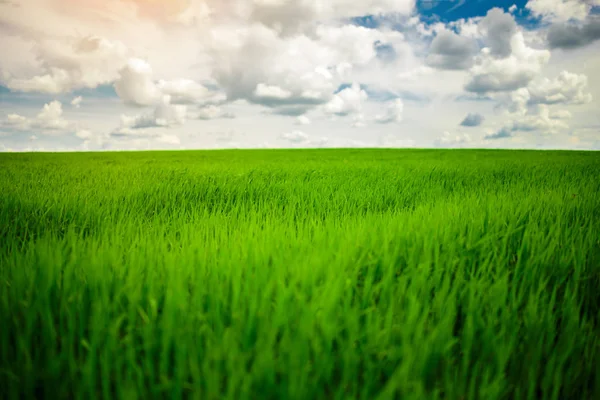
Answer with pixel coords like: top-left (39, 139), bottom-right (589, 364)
top-left (1, 149), bottom-right (599, 399)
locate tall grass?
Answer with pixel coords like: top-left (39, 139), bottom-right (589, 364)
top-left (1, 149), bottom-right (599, 399)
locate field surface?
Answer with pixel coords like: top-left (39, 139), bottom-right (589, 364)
top-left (1, 149), bottom-right (600, 399)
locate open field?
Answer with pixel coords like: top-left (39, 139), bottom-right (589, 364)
top-left (1, 149), bottom-right (599, 399)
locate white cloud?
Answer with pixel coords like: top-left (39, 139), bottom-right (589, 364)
top-left (206, 23), bottom-right (334, 108)
top-left (374, 99), bottom-right (404, 124)
top-left (36, 100), bottom-right (69, 130)
top-left (5, 113), bottom-right (29, 130)
top-left (2, 100), bottom-right (74, 135)
top-left (280, 130), bottom-right (309, 144)
top-left (157, 79), bottom-right (216, 105)
top-left (220, 0), bottom-right (415, 35)
top-left (466, 32), bottom-right (551, 93)
top-left (447, 17), bottom-right (483, 39)
top-left (436, 131), bottom-right (472, 147)
top-left (502, 70), bottom-right (592, 115)
top-left (71, 96), bottom-right (83, 108)
top-left (397, 66), bottom-right (435, 81)
top-left (507, 87), bottom-right (532, 115)
top-left (526, 0), bottom-right (592, 22)
top-left (114, 58), bottom-right (161, 106)
top-left (352, 114), bottom-right (367, 128)
top-left (115, 96), bottom-right (187, 132)
top-left (295, 115), bottom-right (311, 125)
top-left (488, 104), bottom-right (571, 140)
top-left (463, 9), bottom-right (553, 95)
top-left (196, 105), bottom-right (234, 120)
top-left (550, 109), bottom-right (573, 119)
top-left (527, 71), bottom-right (592, 105)
top-left (205, 21), bottom-right (405, 113)
top-left (254, 83), bottom-right (293, 100)
top-left (0, 0), bottom-right (599, 150)
top-left (512, 104), bottom-right (570, 132)
top-left (114, 58), bottom-right (218, 108)
top-left (3, 36), bottom-right (129, 94)
top-left (75, 129), bottom-right (93, 140)
top-left (280, 129), bottom-right (328, 146)
top-left (323, 83), bottom-right (368, 116)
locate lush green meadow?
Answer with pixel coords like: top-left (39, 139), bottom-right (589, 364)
top-left (1, 149), bottom-right (599, 399)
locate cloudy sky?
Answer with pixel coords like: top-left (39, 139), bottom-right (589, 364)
top-left (0, 0), bottom-right (599, 151)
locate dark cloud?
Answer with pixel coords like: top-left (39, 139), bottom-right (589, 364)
top-left (547, 17), bottom-right (600, 50)
top-left (269, 106), bottom-right (314, 117)
top-left (374, 41), bottom-right (397, 63)
top-left (454, 94), bottom-right (494, 102)
top-left (460, 113), bottom-right (484, 127)
top-left (465, 71), bottom-right (533, 94)
top-left (484, 127), bottom-right (513, 140)
top-left (479, 8), bottom-right (517, 58)
top-left (426, 30), bottom-right (477, 70)
top-left (249, 95), bottom-right (326, 113)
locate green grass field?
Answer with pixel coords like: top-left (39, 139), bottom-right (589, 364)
top-left (1, 149), bottom-right (599, 399)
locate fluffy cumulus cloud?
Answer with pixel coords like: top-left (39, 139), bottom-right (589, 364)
top-left (527, 71), bottom-right (593, 105)
top-left (114, 58), bottom-right (161, 107)
top-left (114, 96), bottom-right (187, 134)
top-left (1, 35), bottom-right (129, 94)
top-left (499, 70), bottom-right (592, 117)
top-left (36, 101), bottom-right (70, 130)
top-left (488, 68), bottom-right (593, 141)
top-left (157, 79), bottom-right (218, 106)
top-left (465, 9), bottom-right (551, 94)
top-left (114, 58), bottom-right (219, 109)
top-left (526, 0), bottom-right (594, 22)
top-left (487, 104), bottom-right (571, 140)
top-left (0, 0), bottom-right (599, 150)
top-left (477, 7), bottom-right (518, 58)
top-left (2, 101), bottom-right (76, 135)
top-left (465, 34), bottom-right (551, 94)
top-left (324, 83), bottom-right (368, 117)
top-left (206, 22), bottom-right (404, 114)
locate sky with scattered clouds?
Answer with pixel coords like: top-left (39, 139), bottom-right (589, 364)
top-left (1, 0), bottom-right (599, 151)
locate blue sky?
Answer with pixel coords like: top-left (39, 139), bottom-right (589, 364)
top-left (0, 0), bottom-right (599, 151)
top-left (417, 0), bottom-right (530, 21)
top-left (352, 1), bottom-right (542, 31)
